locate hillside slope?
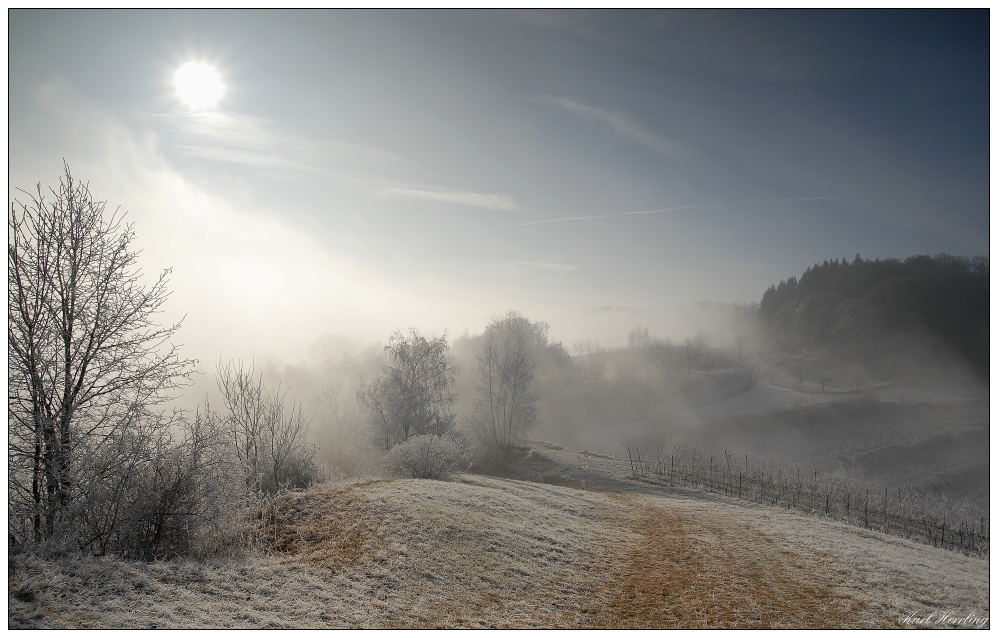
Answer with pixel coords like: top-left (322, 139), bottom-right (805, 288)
top-left (9, 449), bottom-right (989, 629)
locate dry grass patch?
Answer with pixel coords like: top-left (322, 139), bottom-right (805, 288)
top-left (597, 497), bottom-right (891, 628)
top-left (224, 476), bottom-right (635, 628)
top-left (256, 485), bottom-right (387, 571)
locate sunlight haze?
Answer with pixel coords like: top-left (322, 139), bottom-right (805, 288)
top-left (8, 10), bottom-right (989, 363)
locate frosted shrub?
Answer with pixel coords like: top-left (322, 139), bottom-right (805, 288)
top-left (384, 434), bottom-right (464, 479)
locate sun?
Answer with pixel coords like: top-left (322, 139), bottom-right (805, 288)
top-left (174, 62), bottom-right (224, 110)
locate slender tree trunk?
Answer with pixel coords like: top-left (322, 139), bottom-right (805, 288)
top-left (32, 410), bottom-right (44, 543)
top-left (58, 411), bottom-right (73, 509)
top-left (41, 413), bottom-right (60, 538)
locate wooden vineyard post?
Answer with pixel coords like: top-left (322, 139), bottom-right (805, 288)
top-left (776, 468), bottom-right (781, 507)
top-left (742, 455), bottom-right (750, 501)
top-left (884, 487), bottom-right (888, 534)
top-left (810, 470), bottom-right (816, 513)
top-left (627, 447), bottom-right (635, 479)
top-left (738, 471), bottom-right (742, 500)
top-left (670, 453), bottom-right (675, 488)
top-left (724, 450), bottom-right (731, 495)
top-left (796, 469), bottom-right (801, 508)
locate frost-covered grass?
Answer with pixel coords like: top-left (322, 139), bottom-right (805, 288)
top-left (9, 449), bottom-right (990, 629)
top-left (9, 476), bottom-right (628, 628)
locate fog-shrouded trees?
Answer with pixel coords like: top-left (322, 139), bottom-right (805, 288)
top-left (573, 339), bottom-right (607, 383)
top-left (214, 359), bottom-right (319, 494)
top-left (627, 326), bottom-right (653, 350)
top-left (790, 362), bottom-right (809, 390)
top-left (8, 164), bottom-right (196, 550)
top-left (312, 379), bottom-right (367, 476)
top-left (759, 254), bottom-right (989, 380)
top-left (361, 329), bottom-right (457, 451)
top-left (471, 311), bottom-right (547, 459)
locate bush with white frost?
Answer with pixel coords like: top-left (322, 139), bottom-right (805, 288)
top-left (383, 434), bottom-right (464, 479)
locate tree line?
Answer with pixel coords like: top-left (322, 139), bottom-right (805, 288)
top-left (759, 254), bottom-right (989, 380)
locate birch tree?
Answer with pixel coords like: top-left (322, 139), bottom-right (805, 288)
top-left (360, 329), bottom-right (457, 451)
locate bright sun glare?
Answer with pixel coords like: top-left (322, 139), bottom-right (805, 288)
top-left (175, 62), bottom-right (224, 110)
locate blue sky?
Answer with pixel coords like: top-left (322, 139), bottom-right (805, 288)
top-left (8, 10), bottom-right (989, 361)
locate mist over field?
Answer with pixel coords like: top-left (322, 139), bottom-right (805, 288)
top-left (9, 9), bottom-right (989, 629)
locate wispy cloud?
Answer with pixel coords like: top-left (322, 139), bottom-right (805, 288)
top-left (548, 97), bottom-right (685, 158)
top-left (159, 111), bottom-right (520, 211)
top-left (489, 260), bottom-right (579, 273)
top-left (381, 187), bottom-right (518, 210)
top-left (497, 197), bottom-right (835, 230)
top-left (156, 111), bottom-right (410, 181)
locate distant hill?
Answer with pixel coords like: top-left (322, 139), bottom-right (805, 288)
top-left (759, 254), bottom-right (989, 381)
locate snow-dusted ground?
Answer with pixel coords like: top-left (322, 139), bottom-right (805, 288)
top-left (685, 377), bottom-right (821, 423)
top-left (9, 448), bottom-right (989, 629)
top-left (684, 375), bottom-right (956, 425)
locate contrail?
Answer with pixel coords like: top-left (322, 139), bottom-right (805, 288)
top-left (496, 196), bottom-right (835, 230)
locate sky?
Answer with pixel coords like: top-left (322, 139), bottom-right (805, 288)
top-left (8, 9), bottom-right (990, 364)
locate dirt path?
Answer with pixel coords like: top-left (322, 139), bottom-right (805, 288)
top-left (8, 460), bottom-right (989, 629)
top-left (252, 479), bottom-right (892, 628)
top-left (536, 444), bottom-right (989, 628)
top-left (599, 494), bottom-right (890, 628)
top-left (250, 474), bottom-right (981, 629)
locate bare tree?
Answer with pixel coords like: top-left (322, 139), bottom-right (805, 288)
top-left (692, 333), bottom-right (708, 370)
top-left (360, 329), bottom-right (456, 451)
top-left (850, 371), bottom-right (864, 392)
top-left (791, 363), bottom-right (809, 390)
top-left (816, 372), bottom-right (832, 392)
top-left (573, 339), bottom-right (607, 383)
top-left (734, 334), bottom-right (748, 366)
top-left (471, 311), bottom-right (544, 458)
top-left (627, 326), bottom-right (652, 349)
top-left (313, 380), bottom-right (365, 475)
top-left (215, 359), bottom-right (318, 493)
top-left (8, 164), bottom-right (194, 546)
top-left (682, 333), bottom-right (708, 372)
top-left (657, 336), bottom-right (684, 373)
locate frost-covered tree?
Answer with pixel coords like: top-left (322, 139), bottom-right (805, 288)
top-left (214, 359), bottom-right (319, 494)
top-left (361, 329), bottom-right (457, 451)
top-left (471, 311), bottom-right (546, 457)
top-left (8, 163), bottom-right (195, 547)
